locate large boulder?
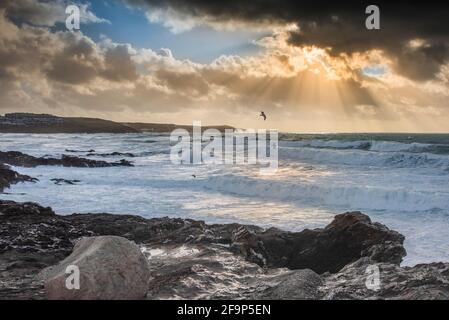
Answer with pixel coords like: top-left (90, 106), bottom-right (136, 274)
top-left (39, 236), bottom-right (150, 300)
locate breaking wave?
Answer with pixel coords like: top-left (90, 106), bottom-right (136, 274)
top-left (280, 139), bottom-right (449, 154)
top-left (199, 174), bottom-right (449, 213)
top-left (280, 143), bottom-right (449, 171)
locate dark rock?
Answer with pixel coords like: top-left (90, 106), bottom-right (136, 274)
top-left (144, 243), bottom-right (291, 300)
top-left (0, 201), bottom-right (93, 299)
top-left (0, 200), bottom-right (55, 218)
top-left (0, 251), bottom-right (47, 299)
top-left (361, 242), bottom-right (406, 265)
top-left (50, 179), bottom-right (81, 185)
top-left (58, 155), bottom-right (133, 167)
top-left (1, 192), bottom-right (27, 195)
top-left (86, 152), bottom-right (136, 157)
top-left (231, 212), bottom-right (406, 273)
top-left (321, 257), bottom-right (449, 300)
top-left (0, 202), bottom-right (404, 274)
top-left (65, 149), bottom-right (95, 153)
top-left (0, 163), bottom-right (38, 192)
top-left (0, 151), bottom-right (133, 167)
top-left (0, 200), bottom-right (443, 300)
top-left (255, 269), bottom-right (323, 300)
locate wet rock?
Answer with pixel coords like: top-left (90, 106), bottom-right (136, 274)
top-left (0, 251), bottom-right (47, 300)
top-left (1, 192), bottom-right (27, 195)
top-left (0, 200), bottom-right (68, 299)
top-left (86, 152), bottom-right (136, 157)
top-left (65, 149), bottom-right (95, 153)
top-left (0, 202), bottom-right (405, 275)
top-left (59, 155), bottom-right (133, 167)
top-left (230, 226), bottom-right (267, 266)
top-left (361, 242), bottom-right (406, 265)
top-left (0, 202), bottom-right (405, 272)
top-left (144, 244), bottom-right (290, 300)
top-left (321, 257), bottom-right (449, 300)
top-left (50, 179), bottom-right (81, 185)
top-left (0, 151), bottom-right (133, 167)
top-left (0, 200), bottom-right (443, 300)
top-left (39, 236), bottom-right (150, 300)
top-left (255, 269), bottom-right (323, 300)
top-left (0, 163), bottom-right (38, 192)
top-left (234, 212), bottom-right (406, 273)
top-left (0, 200), bottom-right (55, 218)
top-left (65, 149), bottom-right (136, 158)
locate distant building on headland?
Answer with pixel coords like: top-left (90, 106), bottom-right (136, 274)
top-left (0, 113), bottom-right (65, 126)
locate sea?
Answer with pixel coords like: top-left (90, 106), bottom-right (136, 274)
top-left (1, 132), bottom-right (449, 266)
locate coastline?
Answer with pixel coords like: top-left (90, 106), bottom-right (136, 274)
top-left (1, 146), bottom-right (449, 299)
top-left (0, 113), bottom-right (234, 134)
top-left (1, 198), bottom-right (448, 300)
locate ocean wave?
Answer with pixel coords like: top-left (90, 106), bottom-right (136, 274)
top-left (280, 145), bottom-right (449, 171)
top-left (280, 139), bottom-right (449, 155)
top-left (198, 174), bottom-right (449, 212)
top-left (281, 139), bottom-right (371, 150)
top-left (369, 141), bottom-right (449, 154)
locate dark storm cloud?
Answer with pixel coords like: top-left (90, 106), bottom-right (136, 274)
top-left (128, 0), bottom-right (449, 80)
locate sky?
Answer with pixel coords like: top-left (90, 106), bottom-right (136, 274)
top-left (0, 0), bottom-right (449, 132)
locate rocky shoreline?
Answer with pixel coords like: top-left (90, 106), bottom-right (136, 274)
top-left (1, 150), bottom-right (448, 300)
top-left (0, 151), bottom-right (133, 168)
top-left (0, 199), bottom-right (448, 300)
top-left (0, 150), bottom-right (132, 193)
top-left (0, 164), bottom-right (38, 192)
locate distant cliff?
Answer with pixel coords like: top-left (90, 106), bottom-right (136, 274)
top-left (0, 113), bottom-right (139, 133)
top-left (0, 113), bottom-right (234, 134)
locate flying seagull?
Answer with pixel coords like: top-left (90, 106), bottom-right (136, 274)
top-left (260, 111), bottom-right (267, 121)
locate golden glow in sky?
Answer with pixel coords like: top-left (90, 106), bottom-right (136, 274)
top-left (0, 1), bottom-right (448, 132)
